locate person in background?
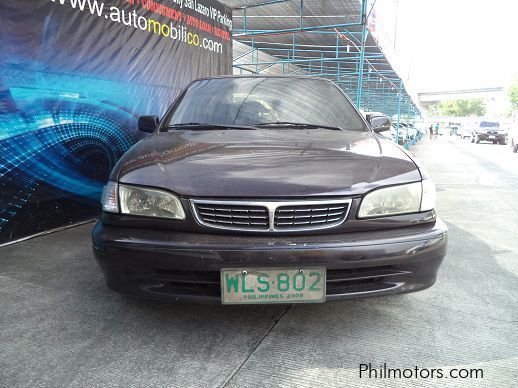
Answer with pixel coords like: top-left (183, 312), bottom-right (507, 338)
top-left (434, 123), bottom-right (440, 140)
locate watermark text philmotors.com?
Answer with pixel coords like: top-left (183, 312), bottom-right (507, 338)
top-left (359, 363), bottom-right (483, 379)
top-left (50, 0), bottom-right (228, 54)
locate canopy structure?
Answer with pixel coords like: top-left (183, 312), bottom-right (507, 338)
top-left (222, 0), bottom-right (420, 120)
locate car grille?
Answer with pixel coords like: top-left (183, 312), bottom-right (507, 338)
top-left (191, 199), bottom-right (351, 232)
top-left (192, 203), bottom-right (269, 231)
top-left (274, 203), bottom-right (349, 229)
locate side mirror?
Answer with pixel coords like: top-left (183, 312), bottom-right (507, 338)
top-left (138, 115), bottom-right (159, 133)
top-left (368, 114), bottom-right (391, 133)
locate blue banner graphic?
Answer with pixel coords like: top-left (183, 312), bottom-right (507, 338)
top-left (0, 0), bottom-right (232, 243)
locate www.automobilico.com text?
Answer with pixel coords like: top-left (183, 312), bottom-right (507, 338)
top-left (50, 0), bottom-right (232, 54)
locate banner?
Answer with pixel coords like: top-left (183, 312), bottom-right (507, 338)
top-left (0, 0), bottom-right (232, 244)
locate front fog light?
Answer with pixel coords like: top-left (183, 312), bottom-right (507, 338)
top-left (358, 182), bottom-right (422, 218)
top-left (119, 184), bottom-right (185, 219)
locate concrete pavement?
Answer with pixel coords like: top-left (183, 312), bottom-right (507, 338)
top-left (1, 136), bottom-right (517, 387)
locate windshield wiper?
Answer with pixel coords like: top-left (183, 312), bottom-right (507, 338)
top-left (165, 122), bottom-right (257, 131)
top-left (253, 121), bottom-right (343, 131)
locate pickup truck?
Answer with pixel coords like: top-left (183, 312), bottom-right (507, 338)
top-left (471, 121), bottom-right (507, 145)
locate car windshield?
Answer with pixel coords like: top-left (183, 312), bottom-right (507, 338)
top-left (163, 77), bottom-right (367, 131)
top-left (480, 121), bottom-right (499, 128)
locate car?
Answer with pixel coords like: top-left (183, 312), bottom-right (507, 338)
top-left (404, 123), bottom-right (420, 140)
top-left (92, 75), bottom-right (448, 304)
top-left (472, 121), bottom-right (506, 145)
top-left (398, 123), bottom-right (412, 140)
top-left (448, 126), bottom-right (459, 136)
top-left (459, 126), bottom-right (472, 140)
top-left (510, 125), bottom-right (518, 153)
top-left (390, 123), bottom-right (407, 144)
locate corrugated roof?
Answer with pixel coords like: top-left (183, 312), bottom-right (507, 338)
top-left (221, 0), bottom-right (417, 116)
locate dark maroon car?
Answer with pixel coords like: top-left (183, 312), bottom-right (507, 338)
top-left (92, 75), bottom-right (447, 304)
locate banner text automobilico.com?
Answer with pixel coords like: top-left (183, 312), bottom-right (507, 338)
top-left (50, 0), bottom-right (224, 54)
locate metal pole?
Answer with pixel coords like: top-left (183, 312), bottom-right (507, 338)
top-left (356, 0), bottom-right (368, 108)
top-left (407, 96), bottom-right (412, 142)
top-left (366, 68), bottom-right (371, 110)
top-left (335, 33), bottom-right (339, 58)
top-left (255, 40), bottom-right (259, 73)
top-left (396, 79), bottom-right (403, 144)
top-left (300, 0), bottom-right (304, 29)
top-left (251, 36), bottom-right (255, 68)
top-left (243, 8), bottom-right (247, 34)
top-left (292, 33), bottom-right (296, 59)
top-left (233, 21), bottom-right (363, 37)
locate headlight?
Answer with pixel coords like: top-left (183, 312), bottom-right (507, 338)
top-left (119, 184), bottom-right (185, 219)
top-left (101, 181), bottom-right (185, 220)
top-left (358, 180), bottom-right (436, 218)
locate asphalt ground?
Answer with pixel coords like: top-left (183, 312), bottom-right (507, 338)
top-left (1, 135), bottom-right (517, 387)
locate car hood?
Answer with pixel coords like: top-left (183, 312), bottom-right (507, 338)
top-left (113, 129), bottom-right (421, 197)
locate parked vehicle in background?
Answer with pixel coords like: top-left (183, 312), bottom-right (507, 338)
top-left (459, 126), bottom-right (472, 139)
top-left (448, 126), bottom-right (459, 136)
top-left (471, 121), bottom-right (506, 145)
top-left (391, 123), bottom-right (407, 144)
top-left (400, 123), bottom-right (417, 141)
top-left (436, 126), bottom-right (448, 136)
top-left (509, 126), bottom-right (518, 153)
top-left (406, 123), bottom-right (423, 140)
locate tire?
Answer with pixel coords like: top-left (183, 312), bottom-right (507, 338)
top-left (493, 140), bottom-right (497, 144)
top-left (513, 141), bottom-right (518, 153)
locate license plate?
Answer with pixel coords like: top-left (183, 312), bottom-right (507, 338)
top-left (220, 267), bottom-right (326, 304)
top-left (489, 135), bottom-right (495, 139)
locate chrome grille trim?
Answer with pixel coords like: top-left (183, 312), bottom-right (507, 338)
top-left (190, 199), bottom-right (352, 232)
top-left (273, 203), bottom-right (349, 230)
top-left (191, 202), bottom-right (269, 231)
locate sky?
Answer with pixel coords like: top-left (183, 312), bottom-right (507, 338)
top-left (374, 0), bottom-right (518, 94)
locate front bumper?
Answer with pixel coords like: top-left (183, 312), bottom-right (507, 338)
top-left (92, 219), bottom-right (448, 303)
top-left (477, 133), bottom-right (505, 141)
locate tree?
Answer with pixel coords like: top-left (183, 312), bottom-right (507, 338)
top-left (437, 99), bottom-right (486, 117)
top-left (427, 103), bottom-right (441, 117)
top-left (508, 78), bottom-right (518, 111)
